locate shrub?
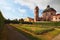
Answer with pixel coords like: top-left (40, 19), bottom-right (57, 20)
top-left (20, 21), bottom-right (33, 24)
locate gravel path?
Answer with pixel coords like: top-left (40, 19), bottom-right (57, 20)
top-left (52, 34), bottom-right (60, 40)
top-left (6, 24), bottom-right (29, 40)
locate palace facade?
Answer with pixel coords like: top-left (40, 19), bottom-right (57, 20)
top-left (24, 5), bottom-right (60, 22)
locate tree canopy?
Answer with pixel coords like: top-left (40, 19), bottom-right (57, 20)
top-left (0, 11), bottom-right (5, 31)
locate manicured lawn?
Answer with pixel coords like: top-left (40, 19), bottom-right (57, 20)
top-left (10, 24), bottom-right (60, 40)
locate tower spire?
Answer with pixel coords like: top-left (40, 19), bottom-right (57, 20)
top-left (47, 5), bottom-right (50, 8)
top-left (34, 6), bottom-right (39, 22)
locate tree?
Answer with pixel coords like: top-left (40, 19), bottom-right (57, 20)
top-left (0, 11), bottom-right (5, 33)
top-left (19, 18), bottom-right (24, 22)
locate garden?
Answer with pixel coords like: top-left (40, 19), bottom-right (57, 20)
top-left (10, 23), bottom-right (60, 40)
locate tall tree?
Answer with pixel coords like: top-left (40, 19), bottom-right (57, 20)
top-left (0, 11), bottom-right (5, 34)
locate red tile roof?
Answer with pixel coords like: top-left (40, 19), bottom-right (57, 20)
top-left (56, 14), bottom-right (60, 16)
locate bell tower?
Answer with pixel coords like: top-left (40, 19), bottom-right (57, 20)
top-left (34, 6), bottom-right (39, 22)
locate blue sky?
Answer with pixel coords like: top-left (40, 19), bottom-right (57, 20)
top-left (0, 0), bottom-right (60, 20)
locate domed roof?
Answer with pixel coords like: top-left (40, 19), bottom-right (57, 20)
top-left (43, 5), bottom-right (56, 13)
top-left (35, 6), bottom-right (39, 10)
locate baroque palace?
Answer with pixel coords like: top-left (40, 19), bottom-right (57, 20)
top-left (24, 5), bottom-right (60, 22)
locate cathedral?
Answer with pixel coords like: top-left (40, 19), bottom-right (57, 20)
top-left (24, 5), bottom-right (60, 22)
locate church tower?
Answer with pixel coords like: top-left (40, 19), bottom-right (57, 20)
top-left (34, 6), bottom-right (39, 22)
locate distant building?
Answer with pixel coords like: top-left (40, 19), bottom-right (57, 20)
top-left (24, 17), bottom-right (34, 22)
top-left (52, 14), bottom-right (60, 21)
top-left (24, 5), bottom-right (60, 22)
top-left (42, 5), bottom-right (56, 21)
top-left (34, 6), bottom-right (39, 22)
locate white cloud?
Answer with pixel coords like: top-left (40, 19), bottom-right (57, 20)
top-left (0, 0), bottom-right (7, 5)
top-left (0, 0), bottom-right (60, 20)
top-left (18, 8), bottom-right (27, 14)
top-left (17, 8), bottom-right (28, 18)
top-left (14, 0), bottom-right (60, 13)
top-left (3, 6), bottom-right (12, 10)
top-left (48, 0), bottom-right (60, 13)
top-left (14, 0), bottom-right (52, 10)
top-left (0, 0), bottom-right (28, 19)
top-left (0, 0), bottom-right (12, 10)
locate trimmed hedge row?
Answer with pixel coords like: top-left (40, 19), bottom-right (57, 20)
top-left (33, 22), bottom-right (60, 28)
top-left (20, 27), bottom-right (55, 35)
top-left (34, 28), bottom-right (55, 35)
top-left (19, 22), bottom-right (33, 24)
top-left (4, 20), bottom-right (20, 24)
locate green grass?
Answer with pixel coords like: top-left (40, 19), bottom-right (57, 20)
top-left (37, 29), bottom-right (60, 40)
top-left (9, 24), bottom-right (41, 40)
top-left (10, 24), bottom-right (60, 40)
top-left (10, 24), bottom-right (55, 34)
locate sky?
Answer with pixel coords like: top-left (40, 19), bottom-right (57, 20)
top-left (0, 0), bottom-right (60, 20)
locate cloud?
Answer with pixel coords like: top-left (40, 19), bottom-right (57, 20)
top-left (18, 8), bottom-right (27, 14)
top-left (17, 8), bottom-right (28, 18)
top-left (14, 0), bottom-right (60, 13)
top-left (0, 0), bottom-right (12, 10)
top-left (3, 6), bottom-right (12, 11)
top-left (0, 0), bottom-right (8, 6)
top-left (14, 0), bottom-right (52, 10)
top-left (48, 0), bottom-right (60, 13)
top-left (0, 0), bottom-right (60, 20)
top-left (0, 0), bottom-right (28, 19)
